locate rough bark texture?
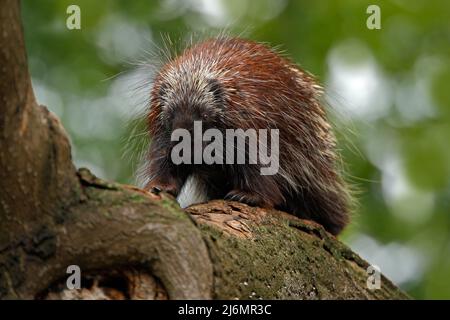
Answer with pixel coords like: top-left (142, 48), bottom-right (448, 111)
top-left (0, 0), bottom-right (409, 300)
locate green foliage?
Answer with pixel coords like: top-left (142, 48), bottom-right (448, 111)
top-left (22, 0), bottom-right (450, 299)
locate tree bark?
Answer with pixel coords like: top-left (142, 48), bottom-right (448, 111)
top-left (0, 0), bottom-right (409, 300)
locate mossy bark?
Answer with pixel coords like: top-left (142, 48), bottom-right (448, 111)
top-left (188, 201), bottom-right (408, 299)
top-left (0, 0), bottom-right (409, 300)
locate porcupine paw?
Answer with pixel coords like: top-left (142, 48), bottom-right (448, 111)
top-left (147, 180), bottom-right (178, 197)
top-left (224, 190), bottom-right (271, 208)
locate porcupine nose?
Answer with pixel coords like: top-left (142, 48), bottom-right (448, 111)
top-left (169, 109), bottom-right (195, 157)
top-left (171, 109), bottom-right (196, 134)
top-left (169, 108), bottom-right (202, 166)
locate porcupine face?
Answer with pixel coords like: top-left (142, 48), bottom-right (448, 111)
top-left (157, 77), bottom-right (226, 136)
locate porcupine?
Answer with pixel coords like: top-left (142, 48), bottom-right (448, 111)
top-left (140, 37), bottom-right (351, 235)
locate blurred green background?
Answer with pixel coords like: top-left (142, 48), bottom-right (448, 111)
top-left (21, 0), bottom-right (450, 299)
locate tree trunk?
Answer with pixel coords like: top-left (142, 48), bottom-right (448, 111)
top-left (0, 0), bottom-right (409, 300)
